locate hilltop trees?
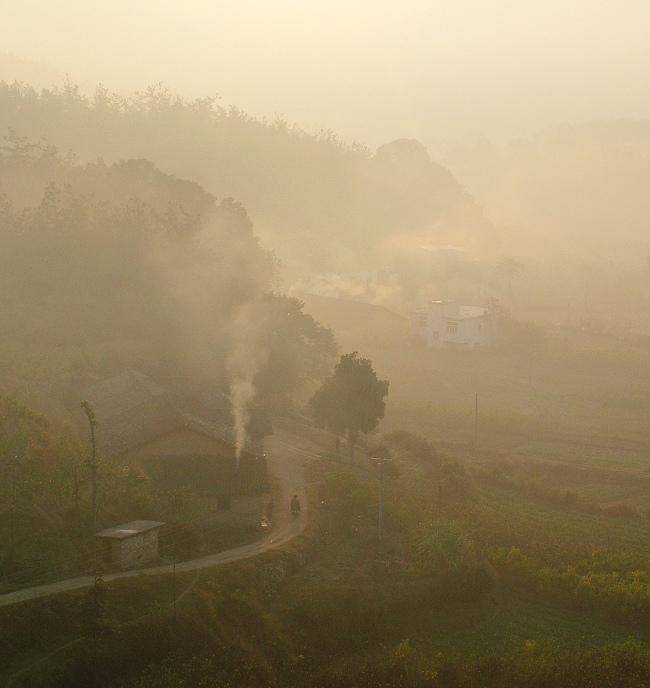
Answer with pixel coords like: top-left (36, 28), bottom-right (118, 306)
top-left (0, 141), bottom-right (336, 406)
top-left (309, 352), bottom-right (389, 464)
top-left (0, 138), bottom-right (263, 355)
top-left (254, 293), bottom-right (338, 409)
top-left (0, 80), bottom-right (496, 286)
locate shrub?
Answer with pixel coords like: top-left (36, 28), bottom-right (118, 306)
top-left (437, 460), bottom-right (473, 502)
top-left (384, 430), bottom-right (438, 462)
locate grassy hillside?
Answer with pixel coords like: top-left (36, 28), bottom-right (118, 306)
top-left (4, 428), bottom-right (650, 687)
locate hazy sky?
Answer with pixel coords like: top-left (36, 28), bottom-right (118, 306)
top-left (3, 0), bottom-right (650, 147)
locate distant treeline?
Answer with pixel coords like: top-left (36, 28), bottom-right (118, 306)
top-left (0, 80), bottom-right (496, 288)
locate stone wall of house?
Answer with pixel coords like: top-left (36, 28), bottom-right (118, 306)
top-left (112, 529), bottom-right (160, 569)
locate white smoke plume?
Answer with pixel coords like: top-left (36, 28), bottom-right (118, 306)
top-left (226, 298), bottom-right (268, 461)
top-left (290, 272), bottom-right (404, 310)
top-left (229, 376), bottom-right (254, 461)
top-left (144, 198), bottom-right (274, 463)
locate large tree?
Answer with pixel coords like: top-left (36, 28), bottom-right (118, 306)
top-left (308, 352), bottom-right (389, 464)
top-left (254, 293), bottom-right (338, 409)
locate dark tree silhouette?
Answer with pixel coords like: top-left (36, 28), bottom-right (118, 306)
top-left (309, 352), bottom-right (389, 464)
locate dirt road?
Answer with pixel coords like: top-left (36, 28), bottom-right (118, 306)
top-left (0, 426), bottom-right (326, 608)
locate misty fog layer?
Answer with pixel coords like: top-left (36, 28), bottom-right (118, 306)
top-left (3, 1), bottom-right (650, 145)
top-left (3, 6), bottom-right (650, 687)
top-left (0, 83), bottom-right (496, 307)
top-left (2, 80), bottom-right (649, 340)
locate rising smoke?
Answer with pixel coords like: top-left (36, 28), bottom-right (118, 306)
top-left (226, 298), bottom-right (268, 460)
top-left (146, 197), bottom-right (275, 460)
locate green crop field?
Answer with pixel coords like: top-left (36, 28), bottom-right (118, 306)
top-left (417, 594), bottom-right (647, 656)
top-left (513, 441), bottom-right (650, 473)
top-left (474, 486), bottom-right (650, 562)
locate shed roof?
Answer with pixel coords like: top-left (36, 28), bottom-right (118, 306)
top-left (95, 520), bottom-right (164, 540)
top-left (457, 305), bottom-right (491, 320)
top-left (428, 301), bottom-right (493, 321)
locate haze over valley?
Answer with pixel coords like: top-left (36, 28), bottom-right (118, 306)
top-left (2, 3), bottom-right (650, 687)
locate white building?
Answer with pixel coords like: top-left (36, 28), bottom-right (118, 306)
top-left (410, 300), bottom-right (496, 350)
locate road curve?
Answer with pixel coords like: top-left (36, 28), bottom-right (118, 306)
top-left (0, 427), bottom-right (324, 609)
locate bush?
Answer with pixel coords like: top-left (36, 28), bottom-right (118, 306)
top-left (321, 471), bottom-right (370, 534)
top-left (384, 430), bottom-right (438, 462)
top-left (412, 517), bottom-right (472, 575)
top-left (438, 460), bottom-right (473, 502)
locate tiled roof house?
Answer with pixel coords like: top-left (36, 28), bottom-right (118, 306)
top-left (80, 370), bottom-right (271, 509)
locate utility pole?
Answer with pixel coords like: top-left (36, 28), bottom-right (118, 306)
top-left (372, 456), bottom-right (392, 541)
top-left (87, 570), bottom-right (103, 682)
top-left (172, 539), bottom-right (177, 624)
top-left (474, 392), bottom-right (479, 448)
top-left (6, 455), bottom-right (22, 562)
top-left (81, 401), bottom-right (99, 534)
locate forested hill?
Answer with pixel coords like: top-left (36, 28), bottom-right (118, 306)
top-left (0, 81), bottom-right (497, 282)
top-left (0, 143), bottom-right (336, 411)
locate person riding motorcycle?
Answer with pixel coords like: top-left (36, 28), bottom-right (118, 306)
top-left (290, 494), bottom-right (301, 518)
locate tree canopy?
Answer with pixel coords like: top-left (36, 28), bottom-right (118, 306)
top-left (0, 80), bottom-right (497, 303)
top-left (253, 293), bottom-right (338, 409)
top-left (0, 139), bottom-right (336, 412)
top-left (308, 352), bottom-right (389, 463)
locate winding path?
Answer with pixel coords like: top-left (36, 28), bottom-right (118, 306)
top-left (0, 426), bottom-right (324, 609)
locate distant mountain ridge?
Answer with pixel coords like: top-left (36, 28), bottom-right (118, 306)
top-left (0, 80), bottom-right (497, 283)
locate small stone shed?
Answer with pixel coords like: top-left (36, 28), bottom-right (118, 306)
top-left (95, 519), bottom-right (164, 570)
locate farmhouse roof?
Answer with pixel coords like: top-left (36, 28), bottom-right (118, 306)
top-left (80, 370), bottom-right (268, 459)
top-left (95, 520), bottom-right (164, 540)
top-left (81, 370), bottom-right (167, 420)
top-left (183, 390), bottom-right (274, 437)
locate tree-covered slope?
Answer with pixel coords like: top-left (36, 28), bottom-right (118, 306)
top-left (0, 81), bottom-right (497, 282)
top-left (0, 140), bottom-right (336, 410)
